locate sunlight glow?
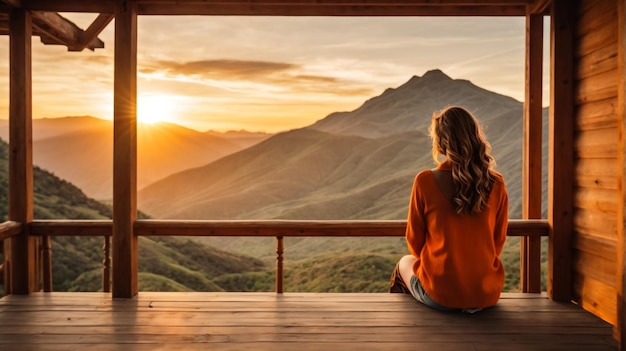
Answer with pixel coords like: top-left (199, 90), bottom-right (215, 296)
top-left (137, 94), bottom-right (178, 124)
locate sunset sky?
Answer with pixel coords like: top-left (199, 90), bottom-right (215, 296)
top-left (0, 15), bottom-right (549, 133)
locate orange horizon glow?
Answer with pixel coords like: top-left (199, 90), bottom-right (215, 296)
top-left (137, 94), bottom-right (180, 125)
top-left (0, 16), bottom-right (551, 134)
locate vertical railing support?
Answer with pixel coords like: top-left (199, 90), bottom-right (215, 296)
top-left (276, 236), bottom-right (284, 294)
top-left (42, 235), bottom-right (52, 292)
top-left (103, 236), bottom-right (111, 293)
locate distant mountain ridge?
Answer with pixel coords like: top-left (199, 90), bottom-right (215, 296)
top-left (0, 117), bottom-right (272, 199)
top-left (138, 69), bottom-right (530, 221)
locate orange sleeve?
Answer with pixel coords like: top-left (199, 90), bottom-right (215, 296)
top-left (494, 183), bottom-right (508, 256)
top-left (405, 175), bottom-right (426, 259)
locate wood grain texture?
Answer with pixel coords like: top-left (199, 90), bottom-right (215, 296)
top-left (17, 0), bottom-right (533, 16)
top-left (26, 219), bottom-right (549, 237)
top-left (112, 0), bottom-right (138, 299)
top-left (573, 0), bottom-right (621, 336)
top-left (0, 292), bottom-right (616, 351)
top-left (8, 8), bottom-right (35, 295)
top-left (522, 11), bottom-right (543, 293)
top-left (549, 0), bottom-right (575, 303)
top-left (617, 0), bottom-right (626, 346)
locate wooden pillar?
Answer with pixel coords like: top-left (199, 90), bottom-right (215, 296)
top-left (112, 0), bottom-right (138, 298)
top-left (522, 9), bottom-right (544, 293)
top-left (548, 0), bottom-right (575, 302)
top-left (617, 0), bottom-right (626, 347)
top-left (8, 8), bottom-right (36, 295)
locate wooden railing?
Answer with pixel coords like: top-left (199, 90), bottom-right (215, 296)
top-left (3, 219), bottom-right (549, 294)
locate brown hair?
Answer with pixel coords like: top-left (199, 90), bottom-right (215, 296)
top-left (429, 106), bottom-right (496, 215)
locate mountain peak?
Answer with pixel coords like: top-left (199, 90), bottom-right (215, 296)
top-left (421, 69), bottom-right (452, 81)
top-left (403, 69), bottom-right (452, 87)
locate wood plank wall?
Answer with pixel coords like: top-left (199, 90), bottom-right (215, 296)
top-left (617, 0), bottom-right (625, 346)
top-left (572, 0), bottom-right (620, 326)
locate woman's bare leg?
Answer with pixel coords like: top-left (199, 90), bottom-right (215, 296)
top-left (398, 255), bottom-right (418, 296)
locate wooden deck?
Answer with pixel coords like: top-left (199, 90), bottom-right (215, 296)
top-left (0, 292), bottom-right (617, 351)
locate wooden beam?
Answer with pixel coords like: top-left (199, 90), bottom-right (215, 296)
top-left (1, 0), bottom-right (21, 8)
top-left (19, 0), bottom-right (535, 15)
top-left (138, 0), bottom-right (535, 4)
top-left (31, 11), bottom-right (104, 51)
top-left (8, 8), bottom-right (36, 295)
top-left (0, 221), bottom-right (22, 241)
top-left (528, 0), bottom-right (550, 14)
top-left (26, 218), bottom-right (549, 237)
top-left (21, 0), bottom-right (115, 13)
top-left (618, 0), bottom-right (626, 347)
top-left (79, 13), bottom-right (113, 50)
top-left (521, 9), bottom-right (544, 293)
top-left (19, 0), bottom-right (537, 15)
top-left (136, 3), bottom-right (527, 15)
top-left (548, 0), bottom-right (575, 303)
top-left (112, 0), bottom-right (138, 299)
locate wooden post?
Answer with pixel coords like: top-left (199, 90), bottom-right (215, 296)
top-left (522, 9), bottom-right (544, 293)
top-left (112, 0), bottom-right (138, 298)
top-left (548, 0), bottom-right (575, 302)
top-left (8, 8), bottom-right (36, 295)
top-left (617, 0), bottom-right (626, 347)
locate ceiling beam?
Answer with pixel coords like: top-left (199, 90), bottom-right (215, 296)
top-left (20, 0), bottom-right (535, 15)
top-left (138, 0), bottom-right (534, 4)
top-left (79, 13), bottom-right (113, 50)
top-left (528, 0), bottom-right (550, 14)
top-left (22, 0), bottom-right (114, 13)
top-left (1, 0), bottom-right (21, 7)
top-left (31, 11), bottom-right (104, 51)
top-left (137, 4), bottom-right (527, 16)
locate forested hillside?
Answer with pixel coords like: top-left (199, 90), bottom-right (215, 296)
top-left (0, 139), bottom-right (268, 292)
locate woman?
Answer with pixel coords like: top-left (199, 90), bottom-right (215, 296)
top-left (392, 106), bottom-right (508, 312)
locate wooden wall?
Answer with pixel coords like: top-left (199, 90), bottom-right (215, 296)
top-left (572, 0), bottom-right (621, 325)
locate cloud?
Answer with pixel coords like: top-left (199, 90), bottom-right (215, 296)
top-left (137, 58), bottom-right (374, 97)
top-left (142, 59), bottom-right (296, 80)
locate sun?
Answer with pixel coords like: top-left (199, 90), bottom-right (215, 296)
top-left (137, 94), bottom-right (178, 124)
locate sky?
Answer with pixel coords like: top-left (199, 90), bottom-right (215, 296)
top-left (0, 15), bottom-right (550, 133)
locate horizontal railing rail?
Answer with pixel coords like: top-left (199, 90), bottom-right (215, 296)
top-left (21, 219), bottom-right (549, 293)
top-left (0, 221), bottom-right (22, 241)
top-left (27, 219), bottom-right (549, 237)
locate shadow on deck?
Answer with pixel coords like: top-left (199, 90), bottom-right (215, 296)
top-left (0, 292), bottom-right (617, 351)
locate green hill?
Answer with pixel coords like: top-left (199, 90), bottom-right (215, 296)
top-left (0, 138), bottom-right (269, 292)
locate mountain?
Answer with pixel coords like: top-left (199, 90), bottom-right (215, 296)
top-left (138, 69), bottom-right (530, 221)
top-left (135, 69), bottom-right (546, 292)
top-left (0, 117), bottom-right (272, 200)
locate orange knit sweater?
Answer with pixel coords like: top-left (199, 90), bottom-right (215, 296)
top-left (406, 162), bottom-right (508, 309)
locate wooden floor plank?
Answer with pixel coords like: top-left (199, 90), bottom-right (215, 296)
top-left (0, 292), bottom-right (617, 351)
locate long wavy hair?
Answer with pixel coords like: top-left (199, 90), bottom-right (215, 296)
top-left (429, 106), bottom-right (496, 215)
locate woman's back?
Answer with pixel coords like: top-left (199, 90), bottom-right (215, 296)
top-left (406, 162), bottom-right (508, 309)
top-left (393, 106), bottom-right (509, 311)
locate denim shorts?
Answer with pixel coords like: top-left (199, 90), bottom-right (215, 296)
top-left (409, 275), bottom-right (482, 313)
top-left (408, 275), bottom-right (454, 311)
